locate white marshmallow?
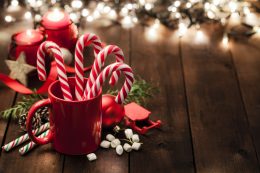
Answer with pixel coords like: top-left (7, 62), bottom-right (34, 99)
top-left (132, 142), bottom-right (142, 151)
top-left (116, 145), bottom-right (123, 155)
top-left (124, 129), bottom-right (133, 139)
top-left (111, 139), bottom-right (121, 148)
top-left (106, 134), bottom-right (115, 141)
top-left (132, 134), bottom-right (140, 142)
top-left (100, 140), bottom-right (110, 148)
top-left (86, 153), bottom-right (97, 161)
top-left (123, 143), bottom-right (132, 152)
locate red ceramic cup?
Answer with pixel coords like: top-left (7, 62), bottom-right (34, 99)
top-left (26, 77), bottom-right (102, 155)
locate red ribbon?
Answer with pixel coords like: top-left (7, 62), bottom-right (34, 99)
top-left (0, 62), bottom-right (92, 94)
top-left (0, 61), bottom-right (57, 94)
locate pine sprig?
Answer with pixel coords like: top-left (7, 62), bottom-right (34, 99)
top-left (107, 77), bottom-right (159, 106)
top-left (0, 93), bottom-right (44, 119)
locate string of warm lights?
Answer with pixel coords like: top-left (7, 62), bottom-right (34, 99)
top-left (3, 0), bottom-right (260, 48)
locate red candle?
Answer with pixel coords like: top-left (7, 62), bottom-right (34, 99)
top-left (40, 9), bottom-right (78, 52)
top-left (9, 29), bottom-right (45, 66)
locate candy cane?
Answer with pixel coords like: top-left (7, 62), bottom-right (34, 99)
top-left (74, 33), bottom-right (102, 100)
top-left (2, 123), bottom-right (49, 152)
top-left (87, 62), bottom-right (134, 104)
top-left (37, 41), bottom-right (73, 101)
top-left (19, 130), bottom-right (49, 155)
top-left (84, 45), bottom-right (125, 99)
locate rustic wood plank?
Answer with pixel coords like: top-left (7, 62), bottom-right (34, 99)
top-left (0, 19), bottom-right (24, 151)
top-left (63, 23), bottom-right (130, 173)
top-left (0, 91), bottom-right (16, 149)
top-left (230, 34), bottom-right (260, 165)
top-left (0, 18), bottom-right (64, 173)
top-left (0, 46), bottom-right (16, 150)
top-left (0, 101), bottom-right (64, 173)
top-left (129, 24), bottom-right (195, 173)
top-left (181, 23), bottom-right (260, 172)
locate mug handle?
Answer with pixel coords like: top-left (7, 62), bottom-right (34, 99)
top-left (26, 99), bottom-right (54, 145)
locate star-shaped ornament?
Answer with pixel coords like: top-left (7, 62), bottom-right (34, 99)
top-left (5, 52), bottom-right (36, 86)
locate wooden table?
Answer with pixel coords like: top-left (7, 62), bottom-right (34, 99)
top-left (0, 11), bottom-right (260, 173)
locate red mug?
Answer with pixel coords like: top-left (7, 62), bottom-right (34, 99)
top-left (26, 77), bottom-right (102, 155)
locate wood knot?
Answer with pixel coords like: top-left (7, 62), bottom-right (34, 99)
top-left (237, 149), bottom-right (248, 158)
top-left (157, 142), bottom-right (166, 148)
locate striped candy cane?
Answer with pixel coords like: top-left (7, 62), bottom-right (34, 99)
top-left (87, 62), bottom-right (134, 104)
top-left (37, 41), bottom-right (73, 101)
top-left (19, 130), bottom-right (50, 155)
top-left (84, 45), bottom-right (125, 99)
top-left (74, 33), bottom-right (103, 100)
top-left (2, 123), bottom-right (50, 152)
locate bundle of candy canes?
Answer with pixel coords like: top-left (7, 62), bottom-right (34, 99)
top-left (2, 33), bottom-right (134, 155)
top-left (37, 33), bottom-right (134, 103)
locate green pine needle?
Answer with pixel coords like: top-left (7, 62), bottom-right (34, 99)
top-left (107, 77), bottom-right (159, 106)
top-left (0, 92), bottom-right (44, 119)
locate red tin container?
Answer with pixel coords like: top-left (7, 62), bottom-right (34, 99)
top-left (26, 77), bottom-right (102, 155)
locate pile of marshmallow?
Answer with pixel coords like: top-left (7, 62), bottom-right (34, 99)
top-left (100, 128), bottom-right (142, 155)
top-left (86, 128), bottom-right (142, 161)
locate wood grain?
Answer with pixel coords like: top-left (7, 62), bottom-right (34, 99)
top-left (181, 23), bottom-right (260, 173)
top-left (0, 24), bottom-right (16, 148)
top-left (0, 122), bottom-right (64, 173)
top-left (129, 24), bottom-right (195, 173)
top-left (230, 35), bottom-right (260, 165)
top-left (0, 99), bottom-right (63, 173)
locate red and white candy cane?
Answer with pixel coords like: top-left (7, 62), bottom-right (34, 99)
top-left (84, 45), bottom-right (125, 99)
top-left (37, 41), bottom-right (73, 101)
top-left (74, 33), bottom-right (102, 100)
top-left (87, 62), bottom-right (134, 104)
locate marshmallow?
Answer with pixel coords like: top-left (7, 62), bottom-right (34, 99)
top-left (132, 142), bottom-right (142, 151)
top-left (100, 140), bottom-right (110, 148)
top-left (116, 145), bottom-right (123, 155)
top-left (86, 153), bottom-right (97, 161)
top-left (132, 134), bottom-right (140, 142)
top-left (111, 139), bottom-right (121, 148)
top-left (106, 134), bottom-right (115, 141)
top-left (123, 143), bottom-right (132, 152)
top-left (124, 129), bottom-right (133, 139)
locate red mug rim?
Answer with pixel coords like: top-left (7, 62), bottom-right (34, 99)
top-left (48, 77), bottom-right (102, 103)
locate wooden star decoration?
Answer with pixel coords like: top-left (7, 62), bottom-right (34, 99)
top-left (5, 52), bottom-right (36, 86)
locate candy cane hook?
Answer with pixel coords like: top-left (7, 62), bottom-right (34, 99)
top-left (87, 62), bottom-right (134, 104)
top-left (37, 41), bottom-right (73, 101)
top-left (74, 33), bottom-right (102, 100)
top-left (84, 45), bottom-right (125, 99)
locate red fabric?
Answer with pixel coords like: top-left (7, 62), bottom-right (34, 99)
top-left (0, 63), bottom-right (92, 94)
top-left (0, 61), bottom-right (57, 94)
